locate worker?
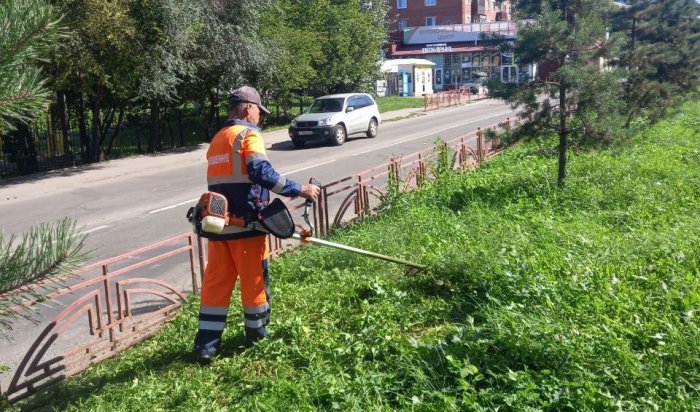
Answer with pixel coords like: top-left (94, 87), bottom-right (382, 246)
top-left (194, 85), bottom-right (320, 360)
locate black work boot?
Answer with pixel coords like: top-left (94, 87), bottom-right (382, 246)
top-left (193, 330), bottom-right (221, 362)
top-left (244, 327), bottom-right (269, 348)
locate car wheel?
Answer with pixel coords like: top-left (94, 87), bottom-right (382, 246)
top-left (366, 118), bottom-right (378, 138)
top-left (292, 138), bottom-right (305, 148)
top-left (329, 125), bottom-right (346, 146)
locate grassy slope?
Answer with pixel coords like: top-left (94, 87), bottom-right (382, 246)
top-left (17, 102), bottom-right (700, 411)
top-left (376, 96), bottom-right (425, 113)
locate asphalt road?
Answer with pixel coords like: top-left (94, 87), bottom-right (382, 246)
top-left (1, 98), bottom-right (515, 262)
top-left (0, 98), bottom-right (516, 393)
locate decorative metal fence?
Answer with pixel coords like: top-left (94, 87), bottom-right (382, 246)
top-left (267, 117), bottom-right (517, 250)
top-left (1, 116), bottom-right (518, 404)
top-left (0, 96), bottom-right (315, 179)
top-left (2, 234), bottom-right (200, 403)
top-left (423, 87), bottom-right (489, 111)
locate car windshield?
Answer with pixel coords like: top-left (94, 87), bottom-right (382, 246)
top-left (307, 98), bottom-right (344, 113)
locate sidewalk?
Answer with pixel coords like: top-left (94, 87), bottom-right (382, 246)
top-left (0, 105), bottom-right (441, 203)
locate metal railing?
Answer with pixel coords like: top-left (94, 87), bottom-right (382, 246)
top-left (2, 233), bottom-right (200, 403)
top-left (423, 88), bottom-right (489, 111)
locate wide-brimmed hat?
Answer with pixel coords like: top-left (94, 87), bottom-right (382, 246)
top-left (228, 86), bottom-right (270, 114)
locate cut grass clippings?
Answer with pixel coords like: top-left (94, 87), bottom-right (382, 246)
top-left (14, 101), bottom-right (700, 411)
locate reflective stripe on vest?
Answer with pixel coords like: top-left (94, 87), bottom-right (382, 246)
top-left (207, 127), bottom-right (272, 186)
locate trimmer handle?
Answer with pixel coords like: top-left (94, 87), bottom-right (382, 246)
top-left (305, 178), bottom-right (321, 206)
top-left (302, 178), bottom-right (321, 235)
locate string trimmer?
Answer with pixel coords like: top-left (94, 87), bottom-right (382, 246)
top-left (292, 179), bottom-right (426, 270)
top-left (187, 178), bottom-right (426, 270)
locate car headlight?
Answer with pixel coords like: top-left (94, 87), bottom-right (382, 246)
top-left (317, 117), bottom-right (333, 126)
top-left (290, 119), bottom-right (297, 127)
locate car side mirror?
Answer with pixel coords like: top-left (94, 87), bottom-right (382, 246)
top-left (346, 106), bottom-right (354, 113)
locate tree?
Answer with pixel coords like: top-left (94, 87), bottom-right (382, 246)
top-left (315, 0), bottom-right (390, 94)
top-left (53, 0), bottom-right (142, 162)
top-left (258, 1), bottom-right (326, 111)
top-left (257, 0), bottom-right (389, 97)
top-left (128, 0), bottom-right (204, 153)
top-left (611, 0), bottom-right (700, 126)
top-left (491, 0), bottom-right (622, 187)
top-left (179, 0), bottom-right (274, 137)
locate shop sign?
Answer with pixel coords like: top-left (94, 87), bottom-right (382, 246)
top-left (408, 28), bottom-right (479, 44)
top-left (422, 43), bottom-right (452, 54)
top-left (404, 22), bottom-right (515, 45)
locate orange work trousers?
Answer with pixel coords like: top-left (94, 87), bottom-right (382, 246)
top-left (200, 235), bottom-right (269, 309)
top-left (196, 235), bottom-right (270, 347)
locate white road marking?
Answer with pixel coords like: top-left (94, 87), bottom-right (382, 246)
top-left (81, 225), bottom-right (110, 234)
top-left (148, 198), bottom-right (198, 214)
top-left (352, 110), bottom-right (513, 156)
top-left (281, 159), bottom-right (337, 176)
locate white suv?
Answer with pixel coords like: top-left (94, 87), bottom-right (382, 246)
top-left (288, 93), bottom-right (381, 147)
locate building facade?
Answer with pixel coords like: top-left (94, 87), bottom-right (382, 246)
top-left (387, 0), bottom-right (534, 91)
top-left (392, 0), bottom-right (512, 30)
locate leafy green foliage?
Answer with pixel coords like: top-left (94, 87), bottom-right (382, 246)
top-left (3, 0), bottom-right (390, 171)
top-left (13, 101), bottom-right (700, 411)
top-left (0, 0), bottom-right (65, 134)
top-left (611, 0), bottom-right (700, 125)
top-left (258, 0), bottom-right (389, 97)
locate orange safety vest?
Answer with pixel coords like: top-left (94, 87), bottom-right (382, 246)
top-left (205, 121), bottom-right (299, 239)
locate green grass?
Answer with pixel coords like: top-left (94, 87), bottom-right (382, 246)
top-left (376, 96), bottom-right (425, 113)
top-left (14, 101), bottom-right (700, 411)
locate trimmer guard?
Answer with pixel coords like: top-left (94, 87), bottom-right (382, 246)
top-left (258, 198), bottom-right (295, 239)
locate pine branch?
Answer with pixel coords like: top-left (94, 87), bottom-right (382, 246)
top-left (0, 1), bottom-right (62, 67)
top-left (0, 218), bottom-right (91, 327)
top-left (0, 0), bottom-right (66, 133)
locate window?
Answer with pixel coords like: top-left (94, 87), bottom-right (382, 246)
top-left (397, 0), bottom-right (407, 9)
top-left (425, 0), bottom-right (436, 6)
top-left (359, 96), bottom-right (374, 108)
top-left (347, 96), bottom-right (360, 110)
top-left (425, 16), bottom-right (436, 26)
top-left (397, 19), bottom-right (408, 30)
